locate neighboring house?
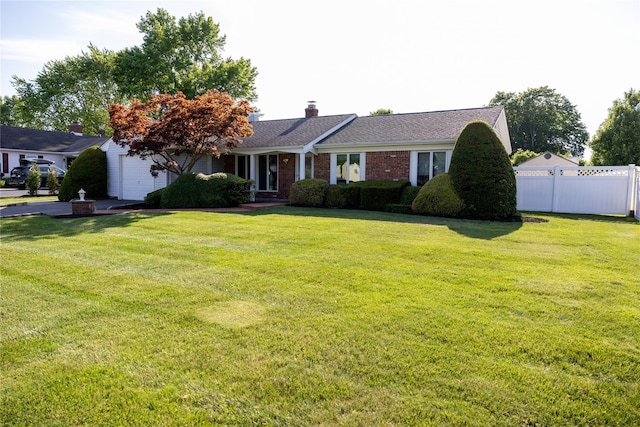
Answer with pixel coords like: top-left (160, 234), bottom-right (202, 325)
top-left (0, 123), bottom-right (109, 177)
top-left (518, 151), bottom-right (578, 167)
top-left (105, 103), bottom-right (511, 201)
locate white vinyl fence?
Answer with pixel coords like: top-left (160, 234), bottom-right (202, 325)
top-left (636, 170), bottom-right (640, 221)
top-left (514, 165), bottom-right (639, 218)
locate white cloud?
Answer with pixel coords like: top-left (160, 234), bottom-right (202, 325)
top-left (1, 38), bottom-right (84, 64)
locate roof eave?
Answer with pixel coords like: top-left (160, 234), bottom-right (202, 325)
top-left (316, 138), bottom-right (457, 152)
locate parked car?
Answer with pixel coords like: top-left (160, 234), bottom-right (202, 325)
top-left (8, 160), bottom-right (66, 189)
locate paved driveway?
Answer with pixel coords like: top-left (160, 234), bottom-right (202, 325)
top-left (0, 188), bottom-right (139, 218)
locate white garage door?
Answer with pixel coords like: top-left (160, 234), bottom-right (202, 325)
top-left (121, 155), bottom-right (157, 201)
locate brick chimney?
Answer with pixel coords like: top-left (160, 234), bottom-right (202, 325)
top-left (69, 121), bottom-right (83, 135)
top-left (305, 101), bottom-right (318, 118)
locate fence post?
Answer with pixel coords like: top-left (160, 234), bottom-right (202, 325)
top-left (551, 166), bottom-right (561, 212)
top-left (626, 164), bottom-right (637, 217)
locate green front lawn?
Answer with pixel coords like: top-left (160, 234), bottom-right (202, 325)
top-left (0, 195), bottom-right (59, 205)
top-left (1, 208), bottom-right (638, 426)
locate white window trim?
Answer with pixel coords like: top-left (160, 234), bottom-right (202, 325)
top-left (330, 152), bottom-right (365, 184)
top-left (410, 150), bottom-right (451, 186)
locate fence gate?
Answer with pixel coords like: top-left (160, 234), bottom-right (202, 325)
top-left (514, 165), bottom-right (638, 217)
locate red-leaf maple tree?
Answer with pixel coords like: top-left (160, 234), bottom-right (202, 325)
top-left (108, 90), bottom-right (253, 177)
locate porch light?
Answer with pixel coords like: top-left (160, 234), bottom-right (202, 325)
top-left (78, 188), bottom-right (86, 201)
top-left (282, 158), bottom-right (289, 164)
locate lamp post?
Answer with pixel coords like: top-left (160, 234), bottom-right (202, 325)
top-left (78, 188), bottom-right (86, 201)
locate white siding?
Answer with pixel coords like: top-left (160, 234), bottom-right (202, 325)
top-left (1, 152), bottom-right (67, 172)
top-left (105, 140), bottom-right (228, 200)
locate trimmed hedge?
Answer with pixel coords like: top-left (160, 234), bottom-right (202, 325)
top-left (158, 172), bottom-right (250, 208)
top-left (399, 185), bottom-right (421, 205)
top-left (144, 189), bottom-right (163, 208)
top-left (412, 173), bottom-right (465, 217)
top-left (326, 185), bottom-right (346, 208)
top-left (449, 120), bottom-right (517, 220)
top-left (322, 181), bottom-right (411, 211)
top-left (58, 146), bottom-right (108, 201)
top-left (357, 180), bottom-right (410, 211)
top-left (383, 185), bottom-right (422, 214)
top-left (289, 179), bottom-right (328, 207)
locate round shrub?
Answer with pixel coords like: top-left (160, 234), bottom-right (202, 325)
top-left (412, 173), bottom-right (464, 217)
top-left (289, 179), bottom-right (328, 207)
top-left (448, 120), bottom-right (517, 220)
top-left (58, 146), bottom-right (108, 201)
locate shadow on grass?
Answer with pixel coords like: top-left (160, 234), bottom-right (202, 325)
top-left (0, 212), bottom-right (172, 242)
top-left (231, 206), bottom-right (526, 240)
top-left (519, 211), bottom-right (639, 224)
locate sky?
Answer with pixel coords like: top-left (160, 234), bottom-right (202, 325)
top-left (1, 0), bottom-right (639, 141)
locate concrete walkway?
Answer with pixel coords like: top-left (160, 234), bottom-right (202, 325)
top-left (0, 198), bottom-right (141, 218)
top-left (0, 197), bottom-right (288, 218)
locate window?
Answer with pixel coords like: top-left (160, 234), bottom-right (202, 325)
top-left (336, 153), bottom-right (361, 184)
top-left (305, 153), bottom-right (313, 179)
top-left (417, 151), bottom-right (446, 185)
top-left (257, 154), bottom-right (278, 191)
top-left (236, 155), bottom-right (249, 179)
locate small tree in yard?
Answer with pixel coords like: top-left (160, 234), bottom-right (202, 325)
top-left (108, 90), bottom-right (253, 177)
top-left (26, 163), bottom-right (40, 196)
top-left (449, 120), bottom-right (517, 220)
top-left (47, 166), bottom-right (59, 195)
top-left (58, 147), bottom-right (108, 201)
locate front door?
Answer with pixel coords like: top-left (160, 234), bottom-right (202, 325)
top-left (257, 154), bottom-right (278, 191)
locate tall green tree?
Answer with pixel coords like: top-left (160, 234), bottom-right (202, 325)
top-left (370, 108), bottom-right (394, 116)
top-left (0, 95), bottom-right (27, 126)
top-left (11, 45), bottom-right (122, 134)
top-left (113, 9), bottom-right (258, 101)
top-left (489, 86), bottom-right (588, 156)
top-left (9, 9), bottom-right (258, 134)
top-left (590, 89), bottom-right (640, 166)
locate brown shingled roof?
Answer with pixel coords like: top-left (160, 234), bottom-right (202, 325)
top-left (237, 114), bottom-right (355, 150)
top-left (317, 106), bottom-right (505, 146)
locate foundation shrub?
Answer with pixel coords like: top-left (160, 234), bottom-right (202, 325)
top-left (144, 189), bottom-right (163, 207)
top-left (358, 180), bottom-right (410, 211)
top-left (289, 179), bottom-right (328, 207)
top-left (385, 185), bottom-right (422, 214)
top-left (400, 185), bottom-right (421, 205)
top-left (341, 183), bottom-right (361, 208)
top-left (325, 184), bottom-right (347, 208)
top-left (412, 173), bottom-right (465, 217)
top-left (160, 172), bottom-right (250, 208)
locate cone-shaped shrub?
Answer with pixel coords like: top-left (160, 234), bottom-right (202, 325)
top-left (58, 146), bottom-right (108, 201)
top-left (448, 121), bottom-right (517, 220)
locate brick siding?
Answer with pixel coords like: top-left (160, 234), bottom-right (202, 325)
top-left (277, 153), bottom-right (296, 198)
top-left (366, 151), bottom-right (411, 181)
top-left (314, 153), bottom-right (331, 181)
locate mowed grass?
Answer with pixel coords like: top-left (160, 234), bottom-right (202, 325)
top-left (1, 207), bottom-right (638, 426)
top-left (0, 195), bottom-right (58, 206)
